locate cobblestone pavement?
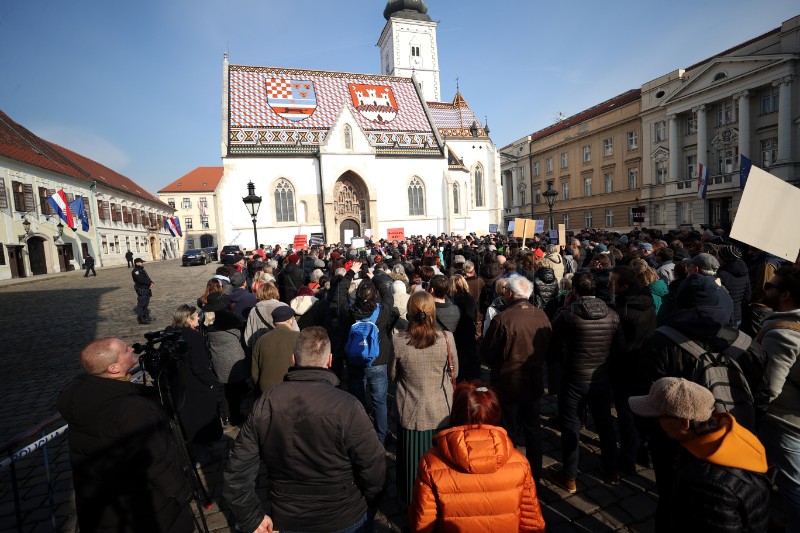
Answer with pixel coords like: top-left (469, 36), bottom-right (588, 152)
top-left (0, 261), bottom-right (657, 532)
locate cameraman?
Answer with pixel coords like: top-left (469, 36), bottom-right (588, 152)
top-left (58, 338), bottom-right (194, 532)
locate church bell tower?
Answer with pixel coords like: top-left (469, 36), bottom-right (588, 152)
top-left (378, 0), bottom-right (441, 102)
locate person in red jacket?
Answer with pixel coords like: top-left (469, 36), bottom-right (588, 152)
top-left (409, 382), bottom-right (546, 532)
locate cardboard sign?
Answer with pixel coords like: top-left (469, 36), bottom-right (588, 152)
top-left (558, 224), bottom-right (566, 249)
top-left (548, 229), bottom-right (558, 243)
top-left (293, 234), bottom-right (308, 250)
top-left (731, 165), bottom-right (800, 261)
top-left (489, 224), bottom-right (498, 233)
top-left (513, 218), bottom-right (534, 239)
top-left (309, 233), bottom-right (324, 246)
top-left (351, 237), bottom-right (366, 249)
top-left (387, 228), bottom-right (405, 241)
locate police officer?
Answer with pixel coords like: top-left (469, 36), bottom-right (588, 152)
top-left (132, 258), bottom-right (154, 324)
top-left (84, 254), bottom-right (96, 277)
top-left (125, 249), bottom-right (134, 268)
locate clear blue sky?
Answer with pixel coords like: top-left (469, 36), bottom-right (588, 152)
top-left (1, 1), bottom-right (797, 195)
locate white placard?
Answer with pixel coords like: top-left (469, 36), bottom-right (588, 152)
top-left (730, 165), bottom-right (800, 261)
top-left (351, 237), bottom-right (366, 249)
top-left (343, 229), bottom-right (354, 244)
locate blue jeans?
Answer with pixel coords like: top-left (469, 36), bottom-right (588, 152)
top-left (282, 511), bottom-right (371, 533)
top-left (348, 364), bottom-right (388, 443)
top-left (560, 381), bottom-right (618, 479)
top-left (759, 417), bottom-right (800, 531)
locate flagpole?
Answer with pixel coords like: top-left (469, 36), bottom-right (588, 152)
top-left (89, 181), bottom-right (104, 267)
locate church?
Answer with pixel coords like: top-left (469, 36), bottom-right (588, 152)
top-left (216, 0), bottom-right (502, 247)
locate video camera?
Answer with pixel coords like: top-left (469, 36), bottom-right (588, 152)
top-left (133, 330), bottom-right (188, 377)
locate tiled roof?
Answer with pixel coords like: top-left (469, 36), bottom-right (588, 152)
top-left (427, 93), bottom-right (488, 138)
top-left (529, 89), bottom-right (641, 143)
top-left (228, 65), bottom-right (441, 155)
top-left (159, 167), bottom-right (223, 193)
top-left (0, 108), bottom-right (169, 207)
top-left (48, 142), bottom-right (168, 207)
top-left (0, 110), bottom-right (89, 182)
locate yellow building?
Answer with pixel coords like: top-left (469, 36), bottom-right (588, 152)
top-left (158, 167), bottom-right (223, 252)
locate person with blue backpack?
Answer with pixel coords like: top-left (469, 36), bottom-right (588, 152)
top-left (345, 261), bottom-right (398, 445)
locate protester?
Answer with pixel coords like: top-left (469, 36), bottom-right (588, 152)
top-left (408, 382), bottom-right (546, 532)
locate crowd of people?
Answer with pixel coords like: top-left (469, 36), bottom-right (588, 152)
top-left (60, 226), bottom-right (800, 532)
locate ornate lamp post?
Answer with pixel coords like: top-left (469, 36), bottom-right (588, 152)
top-left (242, 181), bottom-right (262, 250)
top-left (543, 181), bottom-right (559, 232)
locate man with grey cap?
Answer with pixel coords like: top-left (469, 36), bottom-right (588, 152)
top-left (685, 252), bottom-right (735, 325)
top-left (629, 377), bottom-right (770, 532)
top-left (229, 271), bottom-right (257, 318)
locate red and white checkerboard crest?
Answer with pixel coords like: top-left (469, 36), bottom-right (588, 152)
top-left (349, 84), bottom-right (398, 123)
top-left (265, 78), bottom-right (317, 122)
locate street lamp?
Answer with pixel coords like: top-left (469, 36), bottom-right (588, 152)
top-left (242, 181), bottom-right (262, 250)
top-left (56, 221), bottom-right (64, 244)
top-left (543, 181), bottom-right (559, 232)
top-left (18, 216), bottom-right (32, 242)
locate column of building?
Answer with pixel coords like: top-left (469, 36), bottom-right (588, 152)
top-left (737, 91), bottom-right (750, 165)
top-left (668, 114), bottom-right (680, 181)
top-left (776, 76), bottom-right (794, 163)
top-left (694, 105), bottom-right (707, 174)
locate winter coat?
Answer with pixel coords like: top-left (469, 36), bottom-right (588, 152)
top-left (243, 299), bottom-right (294, 348)
top-left (759, 309), bottom-right (800, 432)
top-left (228, 287), bottom-right (257, 318)
top-left (465, 275), bottom-right (485, 315)
top-left (451, 292), bottom-right (480, 381)
top-left (390, 330), bottom-right (458, 430)
top-left (647, 278), bottom-right (669, 320)
top-left (57, 375), bottom-right (191, 533)
top-left (223, 367), bottom-right (386, 533)
top-left (656, 260), bottom-right (675, 284)
top-left (717, 259), bottom-right (751, 325)
top-left (409, 425), bottom-right (546, 532)
top-left (533, 267), bottom-right (559, 309)
top-left (346, 289), bottom-right (397, 367)
top-left (593, 267), bottom-right (615, 305)
top-left (170, 327), bottom-right (222, 443)
top-left (206, 309), bottom-right (247, 384)
top-left (251, 324), bottom-right (301, 394)
top-left (435, 297), bottom-right (461, 333)
top-left (638, 307), bottom-right (770, 429)
top-left (670, 414), bottom-right (770, 533)
top-left (482, 299), bottom-right (552, 400)
top-left (277, 263), bottom-right (305, 303)
top-left (551, 297), bottom-right (620, 385)
top-left (609, 287), bottom-right (656, 389)
top-left (545, 252), bottom-right (565, 281)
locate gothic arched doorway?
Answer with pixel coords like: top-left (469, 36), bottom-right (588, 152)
top-left (333, 172), bottom-right (369, 245)
top-left (27, 237), bottom-right (47, 276)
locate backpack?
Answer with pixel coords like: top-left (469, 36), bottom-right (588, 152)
top-left (657, 325), bottom-right (755, 429)
top-left (345, 304), bottom-right (381, 368)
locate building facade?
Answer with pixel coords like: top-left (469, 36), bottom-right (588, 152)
top-left (158, 167), bottom-right (223, 252)
top-left (0, 110), bottom-right (177, 279)
top-left (501, 90), bottom-right (643, 233)
top-left (216, 0), bottom-right (501, 248)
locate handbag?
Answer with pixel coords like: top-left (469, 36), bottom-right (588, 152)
top-left (441, 331), bottom-right (456, 392)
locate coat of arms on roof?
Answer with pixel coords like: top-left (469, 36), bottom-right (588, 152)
top-left (265, 77), bottom-right (317, 122)
top-left (348, 84), bottom-right (398, 123)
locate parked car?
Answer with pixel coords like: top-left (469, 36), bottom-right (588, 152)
top-left (203, 246), bottom-right (219, 262)
top-left (182, 248), bottom-right (209, 266)
top-left (220, 245), bottom-right (244, 264)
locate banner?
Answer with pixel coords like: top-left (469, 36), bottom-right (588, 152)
top-left (309, 233), bottom-right (324, 246)
top-left (387, 228), bottom-right (405, 241)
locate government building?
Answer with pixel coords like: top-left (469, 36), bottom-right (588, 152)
top-left (216, 0), bottom-right (502, 248)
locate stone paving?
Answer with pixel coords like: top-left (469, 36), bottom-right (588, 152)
top-left (0, 261), bottom-right (658, 532)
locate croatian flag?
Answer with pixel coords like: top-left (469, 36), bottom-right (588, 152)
top-left (740, 154), bottom-right (752, 190)
top-left (165, 216), bottom-right (182, 237)
top-left (47, 189), bottom-right (76, 230)
top-left (69, 196), bottom-right (90, 232)
top-left (696, 163), bottom-right (709, 200)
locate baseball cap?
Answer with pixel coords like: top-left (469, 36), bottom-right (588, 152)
top-left (629, 377), bottom-right (715, 421)
top-left (134, 257), bottom-right (145, 263)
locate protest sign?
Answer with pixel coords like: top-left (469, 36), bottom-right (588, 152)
top-left (293, 234), bottom-right (308, 250)
top-left (387, 228), bottom-right (405, 241)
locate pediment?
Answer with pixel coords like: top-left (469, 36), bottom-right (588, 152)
top-left (711, 127), bottom-right (739, 148)
top-left (663, 55), bottom-right (794, 105)
top-left (321, 105), bottom-right (375, 155)
top-left (651, 146), bottom-right (669, 162)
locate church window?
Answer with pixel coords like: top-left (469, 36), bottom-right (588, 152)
top-left (344, 125), bottom-right (352, 150)
top-left (408, 178), bottom-right (425, 216)
top-left (453, 183), bottom-right (460, 214)
top-left (274, 179), bottom-right (296, 222)
top-left (411, 45), bottom-right (420, 57)
top-left (474, 164), bottom-right (484, 207)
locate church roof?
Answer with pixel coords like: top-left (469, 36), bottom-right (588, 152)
top-left (427, 93), bottom-right (488, 139)
top-left (0, 108), bottom-right (168, 207)
top-left (383, 0), bottom-right (431, 21)
top-left (228, 64), bottom-right (442, 156)
top-left (159, 167), bottom-right (223, 193)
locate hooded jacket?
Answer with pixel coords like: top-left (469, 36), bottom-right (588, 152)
top-left (716, 259), bottom-right (751, 324)
top-left (670, 413), bottom-right (770, 532)
top-left (544, 252), bottom-right (564, 281)
top-left (409, 425), bottom-right (546, 532)
top-left (533, 267), bottom-right (559, 309)
top-left (609, 287), bottom-right (656, 387)
top-left (551, 297), bottom-right (620, 385)
top-left (759, 308), bottom-right (800, 432)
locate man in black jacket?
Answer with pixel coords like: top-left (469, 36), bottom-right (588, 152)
top-left (224, 327), bottom-right (386, 533)
top-left (58, 338), bottom-right (193, 532)
top-left (132, 258), bottom-right (154, 324)
top-left (277, 253), bottom-right (305, 303)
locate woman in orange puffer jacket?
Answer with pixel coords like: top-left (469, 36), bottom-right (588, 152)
top-left (408, 382), bottom-right (546, 532)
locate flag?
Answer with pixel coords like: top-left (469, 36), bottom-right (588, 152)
top-left (165, 216), bottom-right (183, 237)
top-left (696, 163), bottom-right (709, 200)
top-left (47, 189), bottom-right (76, 230)
top-left (740, 154), bottom-right (752, 190)
top-left (200, 200), bottom-right (206, 217)
top-left (69, 196), bottom-right (90, 232)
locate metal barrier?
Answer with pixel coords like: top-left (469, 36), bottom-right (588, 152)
top-left (0, 370), bottom-right (145, 532)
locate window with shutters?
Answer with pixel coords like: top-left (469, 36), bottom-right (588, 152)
top-left (0, 178), bottom-right (8, 209)
top-left (13, 181), bottom-right (34, 212)
top-left (82, 196), bottom-right (91, 219)
top-left (111, 203), bottom-right (119, 222)
top-left (39, 187), bottom-right (54, 215)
